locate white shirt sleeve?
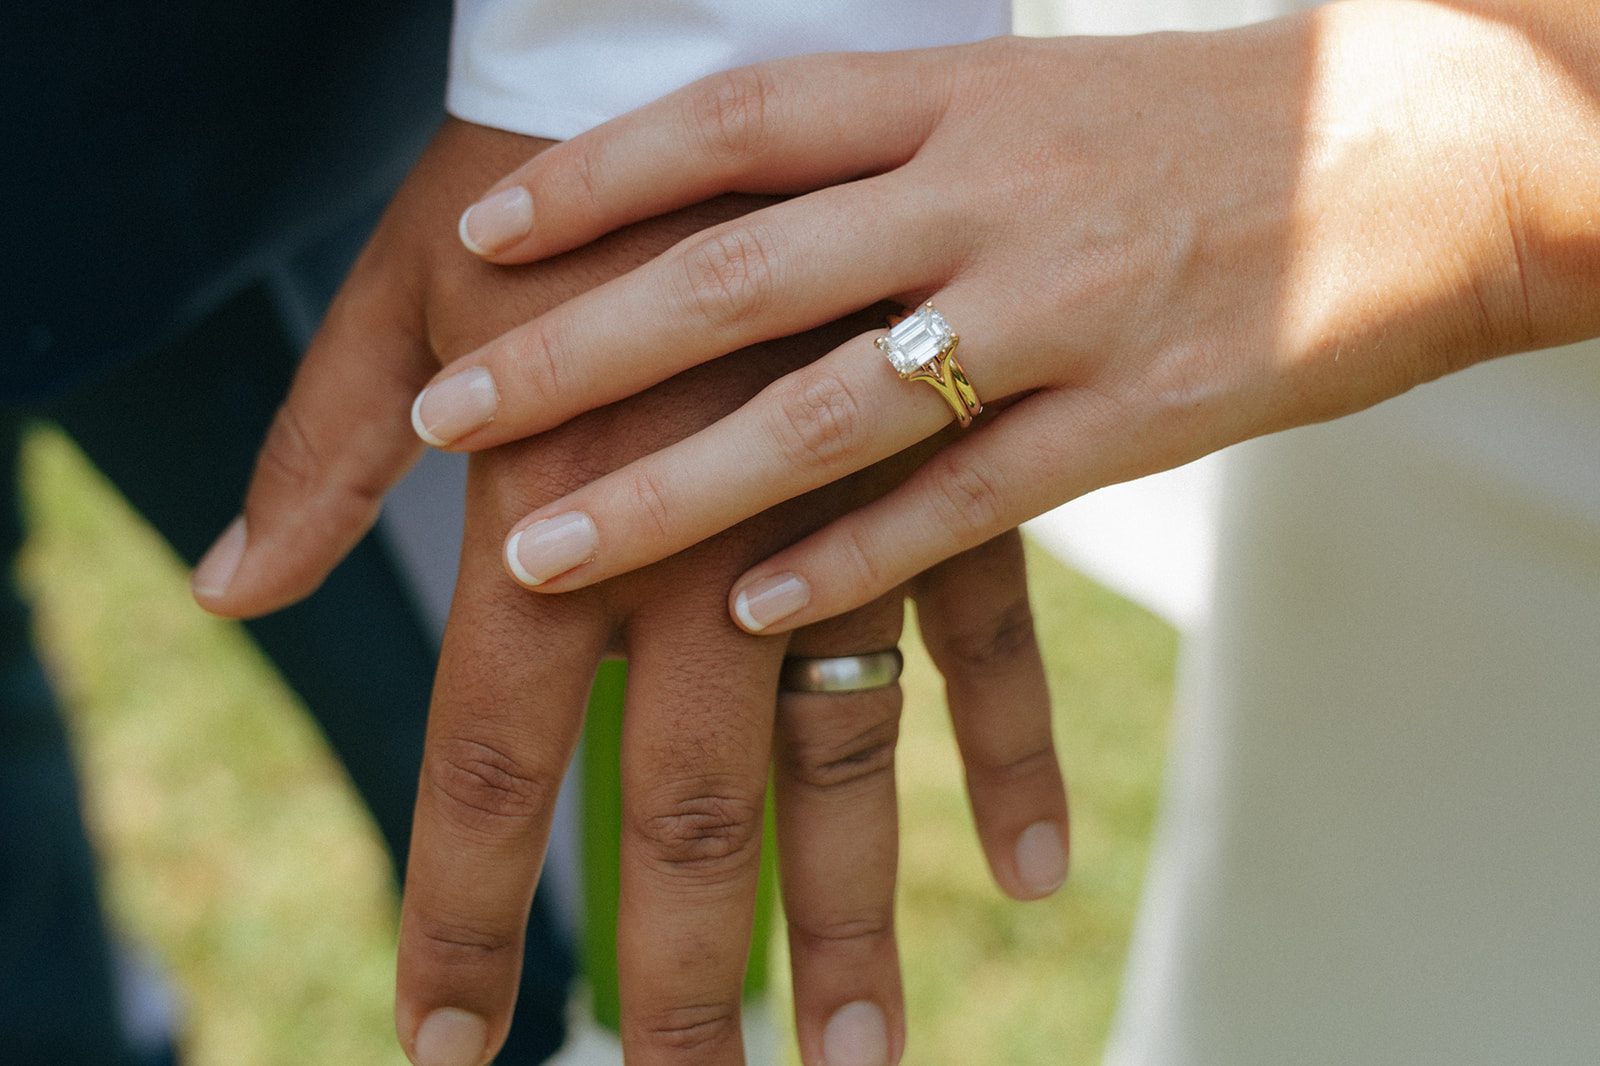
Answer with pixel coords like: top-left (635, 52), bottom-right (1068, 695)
top-left (448, 0), bottom-right (1013, 140)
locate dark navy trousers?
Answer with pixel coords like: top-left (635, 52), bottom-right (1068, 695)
top-left (0, 282), bottom-right (572, 1066)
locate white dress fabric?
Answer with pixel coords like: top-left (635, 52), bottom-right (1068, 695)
top-left (1106, 344), bottom-right (1600, 1065)
top-left (1077, 2), bottom-right (1600, 1062)
top-left (436, 2), bottom-right (1600, 1062)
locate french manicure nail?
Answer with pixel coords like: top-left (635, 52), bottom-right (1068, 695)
top-left (192, 516), bottom-right (247, 600)
top-left (732, 572), bottom-right (810, 632)
top-left (412, 366), bottom-right (499, 447)
top-left (1015, 820), bottom-right (1067, 896)
top-left (823, 1001), bottom-right (891, 1066)
top-left (412, 1007), bottom-right (488, 1066)
top-left (458, 186), bottom-right (533, 255)
top-left (506, 512), bottom-right (598, 586)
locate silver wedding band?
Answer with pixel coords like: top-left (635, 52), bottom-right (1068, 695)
top-left (779, 649), bottom-right (904, 694)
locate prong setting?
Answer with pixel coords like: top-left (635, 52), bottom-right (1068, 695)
top-left (875, 301), bottom-right (984, 428)
top-left (876, 301), bottom-right (957, 376)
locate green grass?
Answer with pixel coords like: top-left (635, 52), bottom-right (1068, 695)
top-left (19, 425), bottom-right (403, 1066)
top-left (885, 548), bottom-right (1178, 1066)
top-left (18, 422), bottom-right (1175, 1066)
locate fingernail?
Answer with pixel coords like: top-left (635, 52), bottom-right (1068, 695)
top-left (412, 1007), bottom-right (488, 1066)
top-left (823, 1001), bottom-right (891, 1066)
top-left (192, 517), bottom-right (246, 600)
top-left (459, 186), bottom-right (532, 255)
top-left (733, 572), bottom-right (810, 632)
top-left (506, 512), bottom-right (598, 586)
top-left (1015, 820), bottom-right (1067, 896)
top-left (412, 366), bottom-right (499, 447)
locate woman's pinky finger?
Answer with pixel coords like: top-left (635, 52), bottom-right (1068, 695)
top-left (726, 385), bottom-right (1127, 635)
top-left (911, 530), bottom-right (1068, 900)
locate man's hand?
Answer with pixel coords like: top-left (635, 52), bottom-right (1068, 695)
top-left (194, 118), bottom-right (1068, 1066)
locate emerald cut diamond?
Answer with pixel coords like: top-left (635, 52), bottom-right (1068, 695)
top-left (878, 303), bottom-right (954, 375)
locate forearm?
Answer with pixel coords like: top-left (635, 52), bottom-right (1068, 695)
top-left (1472, 0), bottom-right (1600, 349)
top-left (1289, 0), bottom-right (1600, 388)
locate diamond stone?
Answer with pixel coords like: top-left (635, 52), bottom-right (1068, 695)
top-left (880, 304), bottom-right (954, 374)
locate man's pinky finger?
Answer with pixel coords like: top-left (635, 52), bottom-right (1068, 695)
top-left (912, 531), bottom-right (1068, 901)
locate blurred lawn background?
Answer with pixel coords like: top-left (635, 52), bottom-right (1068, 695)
top-left (18, 421), bottom-right (1175, 1066)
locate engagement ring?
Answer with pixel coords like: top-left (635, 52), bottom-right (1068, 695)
top-left (876, 302), bottom-right (982, 428)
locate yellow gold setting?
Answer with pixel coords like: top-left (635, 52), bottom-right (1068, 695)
top-left (876, 302), bottom-right (983, 428)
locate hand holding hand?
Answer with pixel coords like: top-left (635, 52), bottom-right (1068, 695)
top-left (193, 118), bottom-right (1068, 1066)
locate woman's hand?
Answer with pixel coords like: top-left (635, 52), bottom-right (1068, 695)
top-left (412, 0), bottom-right (1600, 634)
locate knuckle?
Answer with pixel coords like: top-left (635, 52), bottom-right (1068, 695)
top-left (835, 521), bottom-right (893, 595)
top-left (924, 451), bottom-right (1006, 539)
top-left (256, 404), bottom-right (324, 500)
top-left (634, 786), bottom-right (765, 886)
top-left (969, 741), bottom-right (1061, 792)
top-left (641, 1001), bottom-right (741, 1056)
top-left (425, 734), bottom-right (558, 837)
top-left (256, 403), bottom-right (385, 523)
top-left (505, 318), bottom-right (570, 416)
top-left (765, 370), bottom-right (869, 471)
top-left (675, 227), bottom-right (776, 330)
top-left (410, 912), bottom-right (519, 967)
top-left (566, 140), bottom-right (609, 216)
top-left (618, 465), bottom-right (676, 542)
top-left (778, 705), bottom-right (900, 793)
top-left (787, 911), bottom-right (895, 956)
top-left (929, 596), bottom-right (1040, 675)
top-left (688, 66), bottom-right (779, 162)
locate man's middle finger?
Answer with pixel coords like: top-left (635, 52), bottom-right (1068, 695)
top-left (612, 565), bottom-right (788, 1065)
